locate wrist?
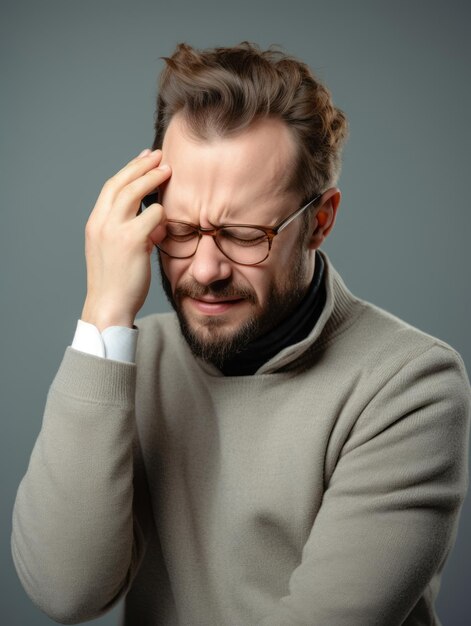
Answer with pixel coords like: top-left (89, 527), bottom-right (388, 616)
top-left (81, 300), bottom-right (135, 332)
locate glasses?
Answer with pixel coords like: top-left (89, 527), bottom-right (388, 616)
top-left (141, 193), bottom-right (322, 266)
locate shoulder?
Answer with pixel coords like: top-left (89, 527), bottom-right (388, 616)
top-left (336, 299), bottom-right (471, 451)
top-left (352, 297), bottom-right (467, 379)
top-left (324, 258), bottom-right (466, 378)
top-left (325, 298), bottom-right (470, 487)
top-left (319, 262), bottom-right (470, 423)
top-left (334, 296), bottom-right (470, 420)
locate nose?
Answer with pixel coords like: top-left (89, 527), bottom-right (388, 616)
top-left (188, 233), bottom-right (233, 286)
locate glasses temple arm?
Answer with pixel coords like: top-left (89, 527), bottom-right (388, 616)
top-left (275, 194), bottom-right (322, 234)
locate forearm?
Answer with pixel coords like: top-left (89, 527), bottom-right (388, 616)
top-left (12, 347), bottom-right (137, 623)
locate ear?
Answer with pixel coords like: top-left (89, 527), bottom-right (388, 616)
top-left (307, 188), bottom-right (341, 250)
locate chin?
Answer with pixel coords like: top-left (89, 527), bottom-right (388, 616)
top-left (178, 311), bottom-right (260, 367)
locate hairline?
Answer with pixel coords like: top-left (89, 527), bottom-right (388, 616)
top-left (160, 110), bottom-right (306, 205)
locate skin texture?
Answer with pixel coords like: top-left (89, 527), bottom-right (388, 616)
top-left (157, 115), bottom-right (340, 364)
top-left (81, 149), bottom-right (172, 330)
top-left (80, 114), bottom-right (340, 350)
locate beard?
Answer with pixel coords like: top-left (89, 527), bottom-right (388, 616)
top-left (157, 247), bottom-right (311, 369)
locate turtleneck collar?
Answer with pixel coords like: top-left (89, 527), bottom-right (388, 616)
top-left (220, 252), bottom-right (326, 376)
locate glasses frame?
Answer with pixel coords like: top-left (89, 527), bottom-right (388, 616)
top-left (142, 192), bottom-right (322, 266)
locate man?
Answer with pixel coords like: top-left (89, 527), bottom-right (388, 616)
top-left (12, 43), bottom-right (470, 626)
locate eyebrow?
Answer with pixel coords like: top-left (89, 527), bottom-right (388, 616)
top-left (141, 191), bottom-right (293, 228)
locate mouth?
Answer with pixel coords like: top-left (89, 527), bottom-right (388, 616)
top-left (186, 295), bottom-right (246, 316)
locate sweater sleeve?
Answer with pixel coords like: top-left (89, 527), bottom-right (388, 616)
top-left (11, 347), bottom-right (150, 624)
top-left (258, 344), bottom-right (470, 626)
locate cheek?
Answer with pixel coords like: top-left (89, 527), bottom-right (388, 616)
top-left (161, 257), bottom-right (189, 291)
top-left (273, 231), bottom-right (301, 263)
top-left (239, 266), bottom-right (276, 304)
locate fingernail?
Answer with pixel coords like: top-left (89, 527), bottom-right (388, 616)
top-left (137, 148), bottom-right (151, 158)
top-left (158, 163), bottom-right (170, 171)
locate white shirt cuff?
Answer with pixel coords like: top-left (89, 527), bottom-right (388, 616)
top-left (71, 320), bottom-right (138, 363)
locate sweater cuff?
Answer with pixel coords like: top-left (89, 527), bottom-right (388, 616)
top-left (52, 347), bottom-right (136, 408)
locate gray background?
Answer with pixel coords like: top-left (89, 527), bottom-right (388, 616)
top-left (1, 0), bottom-right (470, 624)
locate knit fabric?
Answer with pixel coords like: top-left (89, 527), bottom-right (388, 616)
top-left (12, 252), bottom-right (470, 626)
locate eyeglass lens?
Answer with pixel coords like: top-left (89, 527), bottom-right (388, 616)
top-left (158, 223), bottom-right (270, 265)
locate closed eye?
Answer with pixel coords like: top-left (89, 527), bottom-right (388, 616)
top-left (219, 227), bottom-right (268, 246)
top-left (166, 223), bottom-right (199, 241)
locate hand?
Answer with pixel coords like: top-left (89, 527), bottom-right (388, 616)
top-left (81, 149), bottom-right (172, 331)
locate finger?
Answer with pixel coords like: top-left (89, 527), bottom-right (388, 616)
top-left (150, 223), bottom-right (168, 246)
top-left (136, 148), bottom-right (152, 158)
top-left (98, 150), bottom-right (164, 207)
top-left (113, 164), bottom-right (172, 220)
top-left (134, 201), bottom-right (167, 243)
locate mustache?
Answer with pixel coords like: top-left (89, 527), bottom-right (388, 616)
top-left (174, 279), bottom-right (257, 304)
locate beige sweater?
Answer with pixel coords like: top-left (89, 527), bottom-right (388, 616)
top-left (12, 254), bottom-right (470, 626)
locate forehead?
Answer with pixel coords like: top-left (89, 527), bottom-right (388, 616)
top-left (160, 114), bottom-right (299, 223)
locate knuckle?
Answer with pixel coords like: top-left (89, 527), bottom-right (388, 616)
top-left (85, 217), bottom-right (112, 242)
top-left (85, 218), bottom-right (98, 238)
top-left (118, 185), bottom-right (135, 202)
top-left (102, 177), bottom-right (116, 192)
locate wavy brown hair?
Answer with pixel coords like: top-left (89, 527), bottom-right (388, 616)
top-left (152, 42), bottom-right (348, 203)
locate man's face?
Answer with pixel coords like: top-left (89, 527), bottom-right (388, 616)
top-left (158, 114), bottom-right (317, 366)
